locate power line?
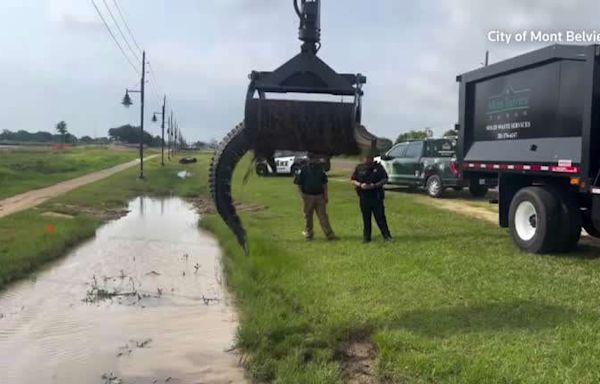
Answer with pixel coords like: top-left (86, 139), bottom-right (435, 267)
top-left (101, 0), bottom-right (141, 63)
top-left (147, 61), bottom-right (165, 108)
top-left (111, 0), bottom-right (170, 118)
top-left (90, 0), bottom-right (140, 75)
top-left (112, 0), bottom-right (143, 56)
top-left (98, 0), bottom-right (174, 134)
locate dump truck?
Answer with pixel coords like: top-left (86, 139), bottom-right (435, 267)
top-left (457, 44), bottom-right (600, 253)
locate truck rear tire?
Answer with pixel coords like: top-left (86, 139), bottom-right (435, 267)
top-left (509, 187), bottom-right (561, 254)
top-left (426, 175), bottom-right (444, 198)
top-left (469, 179), bottom-right (488, 198)
top-left (583, 210), bottom-right (600, 238)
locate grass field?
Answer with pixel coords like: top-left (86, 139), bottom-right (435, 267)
top-left (0, 153), bottom-right (208, 290)
top-left (0, 146), bottom-right (139, 199)
top-left (4, 150), bottom-right (600, 383)
top-left (203, 158), bottom-right (600, 383)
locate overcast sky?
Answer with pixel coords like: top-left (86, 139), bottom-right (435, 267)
top-left (2, 0), bottom-right (600, 142)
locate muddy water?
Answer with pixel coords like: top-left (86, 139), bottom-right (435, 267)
top-left (0, 197), bottom-right (246, 384)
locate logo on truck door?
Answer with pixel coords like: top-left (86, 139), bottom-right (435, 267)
top-left (487, 85), bottom-right (530, 115)
top-left (485, 85), bottom-right (532, 139)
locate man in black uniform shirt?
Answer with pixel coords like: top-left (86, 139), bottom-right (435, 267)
top-left (294, 153), bottom-right (337, 241)
top-left (351, 153), bottom-right (392, 242)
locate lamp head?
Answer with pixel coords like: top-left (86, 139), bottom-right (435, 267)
top-left (121, 90), bottom-right (133, 108)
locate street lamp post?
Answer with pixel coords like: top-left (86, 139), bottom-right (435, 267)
top-left (169, 111), bottom-right (174, 160)
top-left (152, 95), bottom-right (166, 166)
top-left (122, 50), bottom-right (146, 179)
top-left (167, 113), bottom-right (170, 160)
top-left (174, 120), bottom-right (179, 154)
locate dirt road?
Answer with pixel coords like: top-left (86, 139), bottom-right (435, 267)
top-left (330, 158), bottom-right (358, 174)
top-left (409, 193), bottom-right (498, 224)
top-left (0, 155), bottom-right (157, 219)
top-left (399, 190), bottom-right (600, 248)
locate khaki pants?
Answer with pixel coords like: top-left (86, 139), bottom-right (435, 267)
top-left (302, 194), bottom-right (334, 239)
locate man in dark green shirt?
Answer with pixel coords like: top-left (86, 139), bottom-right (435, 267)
top-left (294, 153), bottom-right (337, 240)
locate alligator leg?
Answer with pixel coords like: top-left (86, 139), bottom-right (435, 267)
top-left (209, 123), bottom-right (251, 253)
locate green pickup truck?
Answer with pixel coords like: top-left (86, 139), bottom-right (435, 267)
top-left (376, 138), bottom-right (489, 198)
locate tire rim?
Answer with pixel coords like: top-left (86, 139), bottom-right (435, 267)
top-left (515, 201), bottom-right (537, 241)
top-left (428, 178), bottom-right (441, 196)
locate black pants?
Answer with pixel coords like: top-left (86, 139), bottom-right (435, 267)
top-left (359, 196), bottom-right (391, 241)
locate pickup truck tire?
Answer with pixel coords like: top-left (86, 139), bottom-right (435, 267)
top-left (256, 163), bottom-right (268, 177)
top-left (583, 210), bottom-right (600, 238)
top-left (551, 188), bottom-right (581, 252)
top-left (509, 187), bottom-right (561, 254)
top-left (426, 175), bottom-right (444, 198)
top-left (469, 179), bottom-right (488, 198)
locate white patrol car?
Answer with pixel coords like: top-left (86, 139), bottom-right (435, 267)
top-left (255, 151), bottom-right (309, 176)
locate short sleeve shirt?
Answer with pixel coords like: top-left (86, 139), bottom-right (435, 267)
top-left (351, 162), bottom-right (388, 198)
top-left (295, 163), bottom-right (327, 195)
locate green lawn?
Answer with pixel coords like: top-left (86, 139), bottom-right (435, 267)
top-left (4, 150), bottom-right (600, 383)
top-left (0, 153), bottom-right (208, 290)
top-left (203, 158), bottom-right (600, 383)
top-left (0, 146), bottom-right (139, 199)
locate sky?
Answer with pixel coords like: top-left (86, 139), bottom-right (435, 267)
top-left (1, 0), bottom-right (600, 142)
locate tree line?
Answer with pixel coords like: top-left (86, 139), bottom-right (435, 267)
top-left (1, 121), bottom-right (457, 151)
top-left (0, 121), bottom-right (176, 148)
top-left (370, 127), bottom-right (458, 155)
top-left (395, 128), bottom-right (458, 144)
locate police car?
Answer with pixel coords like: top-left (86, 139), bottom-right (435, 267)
top-left (255, 151), bottom-right (330, 177)
top-left (255, 151), bottom-right (308, 176)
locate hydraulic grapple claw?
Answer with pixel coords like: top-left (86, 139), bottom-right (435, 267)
top-left (209, 0), bottom-right (381, 252)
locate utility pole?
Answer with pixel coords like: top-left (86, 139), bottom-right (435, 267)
top-left (121, 50), bottom-right (146, 179)
top-left (174, 120), bottom-right (178, 155)
top-left (152, 96), bottom-right (167, 166)
top-left (139, 51), bottom-right (146, 178)
top-left (167, 111), bottom-right (173, 161)
top-left (173, 116), bottom-right (176, 155)
top-left (160, 95), bottom-right (166, 166)
top-left (167, 112), bottom-right (171, 161)
top-left (173, 117), bottom-right (177, 156)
